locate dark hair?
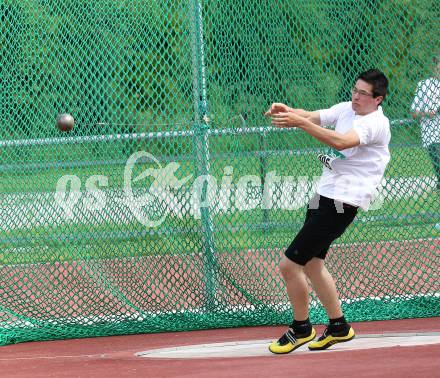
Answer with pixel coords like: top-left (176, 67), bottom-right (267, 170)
top-left (356, 69), bottom-right (389, 102)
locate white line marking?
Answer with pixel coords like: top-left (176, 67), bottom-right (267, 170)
top-left (136, 332), bottom-right (440, 359)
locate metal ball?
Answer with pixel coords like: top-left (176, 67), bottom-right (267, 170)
top-left (56, 113), bottom-right (74, 132)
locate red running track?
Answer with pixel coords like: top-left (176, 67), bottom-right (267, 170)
top-left (1, 238), bottom-right (438, 320)
top-left (0, 317), bottom-right (439, 378)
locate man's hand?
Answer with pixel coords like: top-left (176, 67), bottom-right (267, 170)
top-left (412, 110), bottom-right (437, 119)
top-left (270, 112), bottom-right (307, 128)
top-left (265, 103), bottom-right (321, 125)
top-left (264, 103), bottom-right (292, 116)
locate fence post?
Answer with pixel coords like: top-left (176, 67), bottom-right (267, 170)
top-left (190, 0), bottom-right (217, 310)
top-left (259, 130), bottom-right (270, 231)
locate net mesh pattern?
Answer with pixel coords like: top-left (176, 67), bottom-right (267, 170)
top-left (0, 0), bottom-right (439, 345)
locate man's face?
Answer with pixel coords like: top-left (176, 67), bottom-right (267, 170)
top-left (351, 79), bottom-right (383, 115)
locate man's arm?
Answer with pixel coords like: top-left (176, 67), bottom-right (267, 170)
top-left (270, 112), bottom-right (360, 151)
top-left (293, 109), bottom-right (321, 126)
top-left (411, 110), bottom-right (437, 119)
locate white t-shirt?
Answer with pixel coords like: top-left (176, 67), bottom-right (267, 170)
top-left (317, 101), bottom-right (391, 210)
top-left (410, 77), bottom-right (440, 147)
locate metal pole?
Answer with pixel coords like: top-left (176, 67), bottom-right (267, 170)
top-left (190, 0), bottom-right (217, 310)
top-left (259, 129), bottom-right (270, 231)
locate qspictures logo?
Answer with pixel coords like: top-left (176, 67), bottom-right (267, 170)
top-left (54, 151), bottom-right (385, 227)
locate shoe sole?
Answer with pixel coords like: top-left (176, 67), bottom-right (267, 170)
top-left (269, 328), bottom-right (316, 354)
top-left (308, 328), bottom-right (355, 351)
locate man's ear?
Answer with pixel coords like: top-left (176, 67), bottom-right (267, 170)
top-left (375, 96), bottom-right (384, 106)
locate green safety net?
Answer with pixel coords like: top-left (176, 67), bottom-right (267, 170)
top-left (0, 0), bottom-right (439, 345)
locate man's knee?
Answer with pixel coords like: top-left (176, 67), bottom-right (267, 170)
top-left (279, 256), bottom-right (304, 279)
top-left (303, 258), bottom-right (325, 278)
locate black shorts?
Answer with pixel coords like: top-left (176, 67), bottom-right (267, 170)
top-left (285, 194), bottom-right (358, 266)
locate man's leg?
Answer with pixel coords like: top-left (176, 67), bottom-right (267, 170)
top-left (303, 257), bottom-right (342, 318)
top-left (268, 256), bottom-right (316, 354)
top-left (304, 257), bottom-right (355, 350)
top-left (427, 143), bottom-right (440, 229)
top-left (427, 143), bottom-right (440, 192)
top-left (279, 256), bottom-right (310, 320)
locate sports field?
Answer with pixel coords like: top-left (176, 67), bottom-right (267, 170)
top-left (1, 5), bottom-right (439, 376)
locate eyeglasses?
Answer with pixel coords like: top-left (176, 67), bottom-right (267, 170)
top-left (351, 87), bottom-right (374, 97)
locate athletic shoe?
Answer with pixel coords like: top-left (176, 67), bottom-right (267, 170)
top-left (269, 327), bottom-right (316, 354)
top-left (308, 325), bottom-right (355, 350)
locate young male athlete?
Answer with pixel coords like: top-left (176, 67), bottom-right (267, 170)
top-left (265, 69), bottom-right (390, 353)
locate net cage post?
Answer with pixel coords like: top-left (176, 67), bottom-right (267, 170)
top-left (190, 0), bottom-right (218, 310)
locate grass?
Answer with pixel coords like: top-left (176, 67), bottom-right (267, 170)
top-left (0, 143), bottom-right (437, 194)
top-left (1, 137), bottom-right (438, 266)
top-left (1, 191), bottom-right (438, 266)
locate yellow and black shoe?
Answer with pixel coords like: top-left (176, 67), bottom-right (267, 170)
top-left (269, 327), bottom-right (316, 354)
top-left (308, 326), bottom-right (355, 351)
